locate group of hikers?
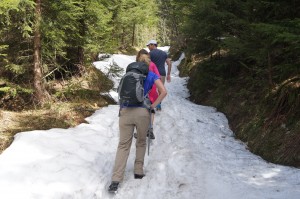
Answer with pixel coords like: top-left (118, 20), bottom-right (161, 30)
top-left (108, 39), bottom-right (172, 193)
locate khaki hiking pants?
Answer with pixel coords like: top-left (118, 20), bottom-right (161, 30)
top-left (112, 107), bottom-right (150, 182)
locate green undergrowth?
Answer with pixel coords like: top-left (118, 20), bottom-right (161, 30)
top-left (183, 57), bottom-right (300, 167)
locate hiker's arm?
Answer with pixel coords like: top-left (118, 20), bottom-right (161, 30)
top-left (151, 79), bottom-right (167, 109)
top-left (166, 58), bottom-right (172, 82)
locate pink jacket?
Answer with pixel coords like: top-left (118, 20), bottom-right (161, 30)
top-left (149, 62), bottom-right (160, 103)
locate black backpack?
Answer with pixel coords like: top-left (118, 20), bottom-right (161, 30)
top-left (118, 62), bottom-right (149, 106)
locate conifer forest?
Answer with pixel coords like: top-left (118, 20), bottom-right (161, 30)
top-left (0, 0), bottom-right (299, 167)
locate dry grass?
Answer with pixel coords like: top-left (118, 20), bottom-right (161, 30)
top-left (0, 98), bottom-right (111, 153)
top-left (0, 68), bottom-right (116, 154)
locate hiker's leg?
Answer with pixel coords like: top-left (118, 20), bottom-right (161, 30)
top-left (151, 112), bottom-right (155, 125)
top-left (149, 112), bottom-right (155, 139)
top-left (160, 76), bottom-right (166, 85)
top-left (156, 76), bottom-right (165, 110)
top-left (112, 108), bottom-right (135, 182)
top-left (134, 108), bottom-right (150, 175)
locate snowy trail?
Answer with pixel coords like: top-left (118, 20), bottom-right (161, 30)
top-left (0, 52), bottom-right (299, 199)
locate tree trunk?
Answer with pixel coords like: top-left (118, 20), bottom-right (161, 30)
top-left (33, 0), bottom-right (48, 104)
top-left (77, 46), bottom-right (85, 73)
top-left (77, 1), bottom-right (86, 75)
top-left (78, 17), bottom-right (86, 74)
top-left (121, 27), bottom-right (125, 49)
top-left (267, 51), bottom-right (274, 87)
top-left (131, 23), bottom-right (135, 47)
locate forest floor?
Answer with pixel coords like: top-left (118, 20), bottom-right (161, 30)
top-left (0, 71), bottom-right (116, 154)
top-left (0, 99), bottom-right (111, 154)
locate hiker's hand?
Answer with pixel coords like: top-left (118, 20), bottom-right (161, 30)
top-left (167, 74), bottom-right (171, 82)
top-left (150, 107), bottom-right (155, 114)
top-left (149, 104), bottom-right (155, 112)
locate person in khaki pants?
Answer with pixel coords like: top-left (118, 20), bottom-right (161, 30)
top-left (112, 108), bottom-right (150, 181)
top-left (108, 52), bottom-right (167, 193)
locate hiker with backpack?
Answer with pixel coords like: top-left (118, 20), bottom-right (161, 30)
top-left (147, 39), bottom-right (172, 111)
top-left (134, 49), bottom-right (160, 139)
top-left (108, 51), bottom-right (167, 193)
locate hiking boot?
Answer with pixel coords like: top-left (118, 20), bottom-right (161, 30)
top-left (134, 174), bottom-right (145, 179)
top-left (108, 181), bottom-right (119, 193)
top-left (147, 127), bottom-right (155, 139)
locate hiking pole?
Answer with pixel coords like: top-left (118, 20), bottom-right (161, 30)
top-left (147, 109), bottom-right (153, 156)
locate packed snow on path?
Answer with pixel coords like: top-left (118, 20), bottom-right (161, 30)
top-left (0, 48), bottom-right (299, 199)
